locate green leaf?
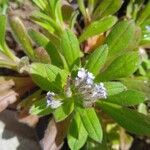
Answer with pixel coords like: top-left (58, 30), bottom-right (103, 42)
top-left (99, 52), bottom-right (141, 81)
top-left (88, 0), bottom-right (97, 15)
top-left (107, 90), bottom-right (145, 106)
top-left (31, 11), bottom-right (62, 33)
top-left (45, 42), bottom-right (64, 67)
top-left (62, 4), bottom-right (74, 22)
top-left (69, 11), bottom-right (79, 30)
top-left (136, 1), bottom-right (150, 25)
top-left (93, 0), bottom-right (122, 19)
top-left (31, 14), bottom-right (55, 33)
top-left (55, 0), bottom-right (63, 25)
top-left (85, 44), bottom-right (108, 76)
top-left (32, 0), bottom-right (47, 11)
top-left (0, 15), bottom-right (6, 48)
top-left (104, 82), bottom-right (127, 96)
top-left (125, 26), bottom-right (141, 51)
top-left (67, 112), bottom-right (88, 150)
top-left (0, 15), bottom-right (19, 62)
top-left (97, 101), bottom-right (150, 136)
top-left (77, 0), bottom-right (87, 18)
top-left (60, 29), bottom-right (81, 70)
top-left (53, 98), bottom-right (74, 122)
top-left (28, 29), bottom-right (64, 67)
top-left (121, 77), bottom-right (150, 99)
top-left (30, 98), bottom-right (52, 116)
top-left (9, 16), bottom-right (35, 60)
top-left (30, 63), bottom-right (68, 91)
top-left (105, 20), bottom-right (135, 58)
top-left (28, 29), bottom-right (49, 47)
top-left (78, 107), bottom-right (103, 143)
top-left (79, 16), bottom-right (117, 43)
top-left (48, 0), bottom-right (59, 19)
top-left (140, 26), bottom-right (150, 45)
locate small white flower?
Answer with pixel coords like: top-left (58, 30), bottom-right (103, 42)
top-left (47, 91), bottom-right (55, 97)
top-left (94, 83), bottom-right (107, 99)
top-left (75, 68), bottom-right (107, 107)
top-left (87, 72), bottom-right (95, 80)
top-left (145, 25), bottom-right (150, 32)
top-left (47, 100), bottom-right (62, 109)
top-left (46, 91), bottom-right (62, 109)
top-left (86, 78), bottom-right (93, 85)
top-left (77, 68), bottom-right (87, 79)
top-left (75, 68), bottom-right (95, 86)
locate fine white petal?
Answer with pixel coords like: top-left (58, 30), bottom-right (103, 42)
top-left (49, 100), bottom-right (62, 109)
top-left (46, 91), bottom-right (62, 109)
top-left (75, 68), bottom-right (107, 107)
top-left (86, 78), bottom-right (93, 85)
top-left (47, 91), bottom-right (55, 96)
top-left (87, 72), bottom-right (95, 80)
top-left (77, 68), bottom-right (87, 79)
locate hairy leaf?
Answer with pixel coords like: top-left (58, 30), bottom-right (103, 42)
top-left (93, 0), bottom-right (122, 19)
top-left (30, 98), bottom-right (52, 116)
top-left (9, 16), bottom-right (35, 60)
top-left (105, 20), bottom-right (135, 58)
top-left (60, 29), bottom-right (81, 70)
top-left (104, 82), bottom-right (127, 96)
top-left (97, 101), bottom-right (150, 136)
top-left (107, 90), bottom-right (145, 106)
top-left (137, 1), bottom-right (150, 25)
top-left (30, 63), bottom-right (68, 92)
top-left (53, 98), bottom-right (74, 122)
top-left (68, 112), bottom-right (88, 150)
top-left (79, 16), bottom-right (117, 42)
top-left (78, 107), bottom-right (103, 143)
top-left (99, 52), bottom-right (141, 81)
top-left (85, 44), bottom-right (108, 76)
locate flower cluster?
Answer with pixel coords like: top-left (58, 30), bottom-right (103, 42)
top-left (75, 68), bottom-right (107, 107)
top-left (46, 92), bottom-right (62, 109)
top-left (46, 68), bottom-right (107, 108)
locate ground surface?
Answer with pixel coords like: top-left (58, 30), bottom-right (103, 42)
top-left (0, 110), bottom-right (41, 150)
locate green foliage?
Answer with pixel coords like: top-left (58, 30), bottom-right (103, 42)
top-left (67, 112), bottom-right (88, 150)
top-left (0, 14), bottom-right (6, 48)
top-left (30, 98), bottom-right (52, 116)
top-left (0, 0), bottom-right (150, 149)
top-left (30, 63), bottom-right (68, 91)
top-left (53, 98), bottom-right (74, 122)
top-left (105, 20), bottom-right (136, 58)
top-left (9, 17), bottom-right (35, 61)
top-left (79, 16), bottom-right (117, 43)
top-left (107, 90), bottom-right (145, 106)
top-left (93, 0), bottom-right (122, 19)
top-left (0, 15), bottom-right (19, 65)
top-left (104, 82), bottom-right (127, 96)
top-left (99, 52), bottom-right (141, 81)
top-left (97, 101), bottom-right (150, 136)
top-left (78, 107), bottom-right (103, 143)
top-left (85, 44), bottom-right (108, 76)
top-left (0, 0), bottom-right (8, 14)
top-left (60, 29), bottom-right (82, 70)
top-left (136, 1), bottom-right (150, 25)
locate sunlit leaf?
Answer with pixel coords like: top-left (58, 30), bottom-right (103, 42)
top-left (97, 101), bottom-right (150, 136)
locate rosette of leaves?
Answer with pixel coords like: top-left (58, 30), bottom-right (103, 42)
top-left (0, 0), bottom-right (150, 149)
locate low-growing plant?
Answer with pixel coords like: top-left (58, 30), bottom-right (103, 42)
top-left (0, 0), bottom-right (150, 149)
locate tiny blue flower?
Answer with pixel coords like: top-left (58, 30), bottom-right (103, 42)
top-left (46, 92), bottom-right (62, 109)
top-left (75, 68), bottom-right (107, 107)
